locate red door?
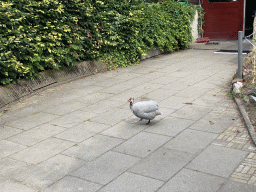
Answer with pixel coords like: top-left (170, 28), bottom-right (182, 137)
top-left (201, 0), bottom-right (244, 39)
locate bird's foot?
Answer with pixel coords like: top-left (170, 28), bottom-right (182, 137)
top-left (146, 120), bottom-right (150, 125)
top-left (132, 119), bottom-right (143, 124)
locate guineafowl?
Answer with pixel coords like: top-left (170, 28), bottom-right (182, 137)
top-left (128, 98), bottom-right (162, 125)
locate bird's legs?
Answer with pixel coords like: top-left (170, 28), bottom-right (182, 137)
top-left (132, 118), bottom-right (143, 124)
top-left (146, 120), bottom-right (150, 125)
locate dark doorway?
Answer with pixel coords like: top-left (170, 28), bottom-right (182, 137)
top-left (245, 0), bottom-right (254, 37)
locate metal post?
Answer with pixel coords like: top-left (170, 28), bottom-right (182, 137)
top-left (238, 31), bottom-right (243, 79)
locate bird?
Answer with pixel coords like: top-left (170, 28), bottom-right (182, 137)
top-left (128, 98), bottom-right (163, 125)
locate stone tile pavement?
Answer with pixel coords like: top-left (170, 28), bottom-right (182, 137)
top-left (1, 47), bottom-right (256, 191)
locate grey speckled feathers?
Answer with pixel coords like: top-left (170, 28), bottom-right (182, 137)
top-left (128, 98), bottom-right (162, 124)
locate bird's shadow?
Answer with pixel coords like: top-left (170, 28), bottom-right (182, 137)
top-left (124, 117), bottom-right (158, 126)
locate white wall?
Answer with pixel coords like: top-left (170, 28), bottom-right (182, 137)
top-left (190, 10), bottom-right (201, 42)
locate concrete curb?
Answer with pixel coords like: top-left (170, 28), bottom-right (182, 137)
top-left (235, 98), bottom-right (256, 146)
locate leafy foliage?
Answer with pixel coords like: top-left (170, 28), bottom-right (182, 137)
top-left (0, 0), bottom-right (202, 84)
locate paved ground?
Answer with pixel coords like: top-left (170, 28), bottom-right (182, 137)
top-left (1, 43), bottom-right (256, 192)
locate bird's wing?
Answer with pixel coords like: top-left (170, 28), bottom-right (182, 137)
top-left (132, 101), bottom-right (160, 119)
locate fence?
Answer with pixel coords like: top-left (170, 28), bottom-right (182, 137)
top-left (0, 61), bottom-right (108, 110)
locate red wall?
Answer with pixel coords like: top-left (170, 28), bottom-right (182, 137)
top-left (201, 0), bottom-right (244, 39)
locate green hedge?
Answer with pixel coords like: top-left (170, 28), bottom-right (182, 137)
top-left (0, 0), bottom-right (202, 85)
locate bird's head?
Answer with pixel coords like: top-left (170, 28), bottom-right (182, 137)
top-left (128, 98), bottom-right (134, 103)
top-left (128, 98), bottom-right (133, 103)
top-left (128, 98), bottom-right (134, 108)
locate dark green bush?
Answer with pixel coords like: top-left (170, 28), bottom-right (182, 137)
top-left (0, 0), bottom-right (202, 85)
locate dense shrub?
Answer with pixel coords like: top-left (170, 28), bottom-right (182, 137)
top-left (0, 0), bottom-right (202, 85)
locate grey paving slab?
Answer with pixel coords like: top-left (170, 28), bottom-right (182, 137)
top-left (115, 72), bottom-right (141, 80)
top-left (216, 179), bottom-right (256, 192)
top-left (44, 101), bottom-right (87, 115)
top-left (174, 86), bottom-right (211, 99)
top-left (170, 104), bottom-right (212, 121)
top-left (206, 75), bottom-right (233, 86)
top-left (130, 66), bottom-right (160, 74)
top-left (186, 145), bottom-right (249, 178)
top-left (156, 63), bottom-right (182, 71)
top-left (129, 82), bottom-right (164, 95)
top-left (7, 124), bottom-right (65, 146)
top-left (92, 77), bottom-right (125, 88)
top-left (49, 110), bottom-right (97, 128)
top-left (99, 172), bottom-right (164, 192)
top-left (14, 154), bottom-right (86, 188)
top-left (76, 92), bottom-right (113, 105)
top-left (120, 76), bottom-right (152, 86)
top-left (0, 140), bottom-right (27, 159)
top-left (192, 80), bottom-right (221, 89)
top-left (107, 89), bottom-right (146, 103)
top-left (62, 134), bottom-right (124, 161)
top-left (54, 121), bottom-right (110, 143)
top-left (6, 112), bottom-right (60, 130)
top-left (155, 107), bottom-right (176, 119)
top-left (10, 138), bottom-right (74, 164)
top-left (100, 121), bottom-right (146, 139)
top-left (44, 176), bottom-right (102, 192)
top-left (148, 76), bottom-right (179, 85)
top-left (129, 148), bottom-right (194, 181)
top-left (161, 80), bottom-right (194, 91)
top-left (189, 112), bottom-right (237, 134)
top-left (71, 151), bottom-right (141, 185)
top-left (81, 100), bottom-right (124, 114)
top-left (113, 132), bottom-right (171, 158)
top-left (192, 68), bottom-right (221, 76)
top-left (0, 158), bottom-right (30, 183)
top-left (0, 126), bottom-right (22, 140)
top-left (159, 96), bottom-right (194, 109)
top-left (164, 129), bottom-right (218, 154)
top-left (167, 71), bottom-right (195, 78)
top-left (100, 83), bottom-right (134, 94)
top-left (68, 86), bottom-right (104, 97)
top-left (158, 168), bottom-right (226, 192)
top-left (145, 116), bottom-right (195, 137)
top-left (141, 71), bottom-right (169, 80)
top-left (180, 74), bottom-right (209, 83)
top-left (0, 180), bottom-right (39, 192)
top-left (142, 88), bottom-right (179, 101)
top-left (192, 94), bottom-right (231, 108)
top-left (90, 108), bottom-right (132, 126)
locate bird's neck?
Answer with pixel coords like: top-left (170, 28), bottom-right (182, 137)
top-left (129, 102), bottom-right (133, 110)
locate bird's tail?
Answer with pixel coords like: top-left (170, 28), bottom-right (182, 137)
top-left (156, 110), bottom-right (163, 115)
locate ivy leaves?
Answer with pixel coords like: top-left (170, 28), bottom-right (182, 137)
top-left (0, 0), bottom-right (202, 85)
